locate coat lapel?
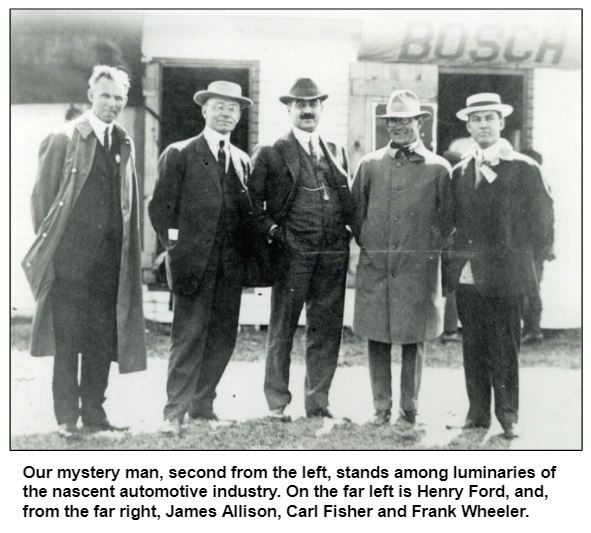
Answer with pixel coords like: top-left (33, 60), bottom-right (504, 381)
top-left (229, 144), bottom-right (248, 190)
top-left (277, 131), bottom-right (301, 187)
top-left (194, 134), bottom-right (222, 194)
top-left (320, 138), bottom-right (349, 186)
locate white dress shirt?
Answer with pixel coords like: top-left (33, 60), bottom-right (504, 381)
top-left (86, 110), bottom-right (113, 148)
top-left (204, 126), bottom-right (231, 173)
top-left (292, 126), bottom-right (322, 159)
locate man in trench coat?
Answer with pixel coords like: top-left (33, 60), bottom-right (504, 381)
top-left (445, 93), bottom-right (553, 439)
top-left (22, 65), bottom-right (147, 439)
top-left (248, 78), bottom-right (355, 420)
top-left (352, 89), bottom-right (452, 432)
top-left (149, 81), bottom-right (253, 436)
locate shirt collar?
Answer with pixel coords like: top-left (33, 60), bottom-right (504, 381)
top-left (292, 126), bottom-right (321, 154)
top-left (86, 110), bottom-right (113, 143)
top-left (474, 138), bottom-right (514, 165)
top-left (387, 138), bottom-right (427, 158)
top-left (204, 126), bottom-right (231, 155)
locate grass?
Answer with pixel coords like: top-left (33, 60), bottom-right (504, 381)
top-left (10, 318), bottom-right (581, 450)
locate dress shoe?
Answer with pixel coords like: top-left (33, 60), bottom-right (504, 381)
top-left (502, 423), bottom-right (520, 440)
top-left (188, 411), bottom-right (219, 421)
top-left (160, 418), bottom-right (183, 437)
top-left (57, 423), bottom-right (80, 440)
top-left (372, 410), bottom-right (391, 426)
top-left (307, 408), bottom-right (333, 419)
top-left (83, 421), bottom-right (129, 433)
top-left (463, 420), bottom-right (490, 430)
top-left (268, 408), bottom-right (291, 422)
top-left (392, 415), bottom-right (418, 437)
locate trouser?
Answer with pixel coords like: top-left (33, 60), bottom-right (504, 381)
top-left (443, 291), bottom-right (460, 334)
top-left (163, 260), bottom-right (242, 421)
top-left (367, 340), bottom-right (424, 420)
top-left (51, 279), bottom-right (116, 426)
top-left (264, 243), bottom-right (348, 414)
top-left (456, 284), bottom-right (521, 428)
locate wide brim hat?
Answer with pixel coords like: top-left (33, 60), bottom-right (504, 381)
top-left (193, 80), bottom-right (253, 109)
top-left (378, 89), bottom-right (431, 119)
top-left (279, 78), bottom-right (328, 105)
top-left (456, 93), bottom-right (513, 121)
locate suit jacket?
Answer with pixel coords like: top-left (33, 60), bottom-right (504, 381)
top-left (444, 150), bottom-right (553, 297)
top-left (148, 133), bottom-right (253, 295)
top-left (22, 113), bottom-right (146, 373)
top-left (248, 130), bottom-right (355, 239)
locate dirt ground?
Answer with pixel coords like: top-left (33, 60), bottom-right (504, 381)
top-left (11, 342), bottom-right (581, 450)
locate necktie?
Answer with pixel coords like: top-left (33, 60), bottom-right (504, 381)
top-left (391, 142), bottom-right (413, 160)
top-left (103, 128), bottom-right (110, 154)
top-left (474, 152), bottom-right (485, 189)
top-left (308, 139), bottom-right (319, 164)
top-left (218, 140), bottom-right (227, 175)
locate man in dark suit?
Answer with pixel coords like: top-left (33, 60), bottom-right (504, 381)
top-left (23, 65), bottom-right (147, 439)
top-left (149, 81), bottom-right (253, 436)
top-left (248, 78), bottom-right (355, 421)
top-left (445, 93), bottom-right (554, 439)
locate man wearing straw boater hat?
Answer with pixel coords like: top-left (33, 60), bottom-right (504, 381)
top-left (445, 93), bottom-right (553, 439)
top-left (352, 89), bottom-right (452, 435)
top-left (149, 81), bottom-right (254, 436)
top-left (248, 78), bottom-right (355, 421)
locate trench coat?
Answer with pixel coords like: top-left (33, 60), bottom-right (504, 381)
top-left (21, 114), bottom-right (147, 373)
top-left (351, 143), bottom-right (452, 344)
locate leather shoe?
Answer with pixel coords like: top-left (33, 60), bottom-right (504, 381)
top-left (188, 411), bottom-right (219, 421)
top-left (463, 420), bottom-right (490, 430)
top-left (83, 421), bottom-right (129, 433)
top-left (307, 408), bottom-right (333, 419)
top-left (57, 423), bottom-right (80, 440)
top-left (372, 410), bottom-right (391, 426)
top-left (268, 408), bottom-right (291, 422)
top-left (160, 418), bottom-right (183, 437)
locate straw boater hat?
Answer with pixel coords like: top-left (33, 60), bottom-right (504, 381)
top-left (193, 80), bottom-right (253, 109)
top-left (279, 78), bottom-right (329, 105)
top-left (456, 93), bottom-right (513, 121)
top-left (377, 90), bottom-right (431, 119)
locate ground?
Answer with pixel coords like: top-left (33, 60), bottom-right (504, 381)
top-left (10, 320), bottom-right (582, 450)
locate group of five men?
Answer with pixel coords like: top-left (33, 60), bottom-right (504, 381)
top-left (23, 65), bottom-right (553, 442)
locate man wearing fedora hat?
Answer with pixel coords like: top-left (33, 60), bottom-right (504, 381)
top-left (445, 93), bottom-right (553, 439)
top-left (352, 89), bottom-right (452, 433)
top-left (248, 78), bottom-right (355, 421)
top-left (149, 81), bottom-right (254, 435)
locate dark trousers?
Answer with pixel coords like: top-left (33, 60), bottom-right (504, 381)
top-left (51, 279), bottom-right (116, 426)
top-left (456, 284), bottom-right (521, 428)
top-left (444, 291), bottom-right (460, 334)
top-left (523, 260), bottom-right (544, 334)
top-left (368, 340), bottom-right (424, 419)
top-left (264, 241), bottom-right (348, 414)
top-left (163, 256), bottom-right (242, 421)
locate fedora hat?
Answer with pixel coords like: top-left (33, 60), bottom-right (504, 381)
top-left (456, 93), bottom-right (513, 121)
top-left (377, 90), bottom-right (431, 119)
top-left (193, 80), bottom-right (253, 109)
top-left (279, 78), bottom-right (328, 105)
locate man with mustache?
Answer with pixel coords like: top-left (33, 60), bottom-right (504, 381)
top-left (23, 65), bottom-right (147, 439)
top-left (248, 78), bottom-right (355, 421)
top-left (445, 93), bottom-right (554, 439)
top-left (149, 81), bottom-right (253, 436)
top-left (352, 90), bottom-right (452, 434)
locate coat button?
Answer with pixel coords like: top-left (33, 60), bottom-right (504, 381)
top-left (393, 216), bottom-right (399, 222)
top-left (58, 201), bottom-right (64, 207)
top-left (26, 261), bottom-right (32, 267)
top-left (395, 162), bottom-right (402, 167)
top-left (468, 239), bottom-right (473, 244)
top-left (72, 168), bottom-right (77, 173)
top-left (392, 244), bottom-right (397, 249)
top-left (42, 232), bottom-right (47, 238)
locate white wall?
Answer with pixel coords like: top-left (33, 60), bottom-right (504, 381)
top-left (533, 68), bottom-right (581, 328)
top-left (142, 13), bottom-right (361, 146)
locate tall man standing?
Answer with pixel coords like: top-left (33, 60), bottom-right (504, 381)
top-left (249, 78), bottom-right (355, 420)
top-left (446, 93), bottom-right (553, 439)
top-left (352, 90), bottom-right (452, 432)
top-left (23, 65), bottom-right (147, 439)
top-left (149, 81), bottom-right (253, 436)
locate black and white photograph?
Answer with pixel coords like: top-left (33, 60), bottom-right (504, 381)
top-left (9, 8), bottom-right (582, 451)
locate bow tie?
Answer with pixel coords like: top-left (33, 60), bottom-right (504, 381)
top-left (391, 142), bottom-right (415, 160)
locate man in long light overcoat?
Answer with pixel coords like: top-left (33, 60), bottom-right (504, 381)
top-left (352, 90), bottom-right (452, 432)
top-left (22, 65), bottom-right (147, 439)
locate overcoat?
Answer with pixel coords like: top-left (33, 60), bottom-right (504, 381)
top-left (21, 115), bottom-right (147, 373)
top-left (148, 133), bottom-right (254, 295)
top-left (352, 143), bottom-right (452, 344)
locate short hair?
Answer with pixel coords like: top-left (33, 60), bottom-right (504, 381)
top-left (88, 65), bottom-right (130, 93)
